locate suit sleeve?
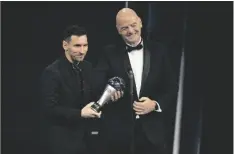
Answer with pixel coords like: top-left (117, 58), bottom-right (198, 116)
top-left (40, 68), bottom-right (82, 124)
top-left (156, 49), bottom-right (179, 112)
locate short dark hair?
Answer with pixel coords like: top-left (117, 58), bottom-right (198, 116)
top-left (63, 25), bottom-right (87, 42)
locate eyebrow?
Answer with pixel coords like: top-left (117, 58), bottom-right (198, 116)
top-left (121, 26), bottom-right (128, 29)
top-left (121, 22), bottom-right (137, 28)
top-left (73, 43), bottom-right (88, 46)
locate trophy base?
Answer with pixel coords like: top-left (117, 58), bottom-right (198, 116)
top-left (91, 102), bottom-right (101, 113)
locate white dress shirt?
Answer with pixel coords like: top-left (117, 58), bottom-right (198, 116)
top-left (126, 39), bottom-right (162, 118)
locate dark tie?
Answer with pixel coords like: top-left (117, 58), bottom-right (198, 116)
top-left (126, 43), bottom-right (143, 52)
top-left (72, 61), bottom-right (84, 97)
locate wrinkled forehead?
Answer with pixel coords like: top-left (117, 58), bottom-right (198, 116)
top-left (70, 35), bottom-right (88, 45)
top-left (117, 15), bottom-right (139, 27)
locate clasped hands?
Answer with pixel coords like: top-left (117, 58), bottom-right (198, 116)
top-left (133, 97), bottom-right (157, 115)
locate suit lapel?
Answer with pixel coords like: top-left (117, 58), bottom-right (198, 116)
top-left (139, 43), bottom-right (151, 97)
top-left (122, 48), bottom-right (139, 100)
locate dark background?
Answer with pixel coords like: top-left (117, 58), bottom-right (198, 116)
top-left (2, 2), bottom-right (232, 154)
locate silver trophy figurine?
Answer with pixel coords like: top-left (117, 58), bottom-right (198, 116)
top-left (91, 77), bottom-right (125, 112)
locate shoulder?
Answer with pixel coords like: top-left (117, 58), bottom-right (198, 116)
top-left (104, 44), bottom-right (118, 50)
top-left (82, 60), bottom-right (93, 69)
top-left (41, 59), bottom-right (61, 78)
top-left (100, 43), bottom-right (124, 60)
top-left (146, 41), bottom-right (169, 56)
top-left (103, 44), bottom-right (120, 54)
top-left (104, 40), bottom-right (126, 53)
top-left (147, 41), bottom-right (167, 51)
top-left (83, 60), bottom-right (92, 66)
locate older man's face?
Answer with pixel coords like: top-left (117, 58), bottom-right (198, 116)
top-left (117, 15), bottom-right (142, 46)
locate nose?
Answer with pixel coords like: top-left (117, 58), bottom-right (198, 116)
top-left (128, 26), bottom-right (135, 34)
top-left (80, 46), bottom-right (85, 54)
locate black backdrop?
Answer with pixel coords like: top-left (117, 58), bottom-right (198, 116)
top-left (2, 2), bottom-right (232, 154)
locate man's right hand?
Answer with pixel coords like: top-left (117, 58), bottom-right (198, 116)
top-left (111, 91), bottom-right (124, 102)
top-left (81, 102), bottom-right (102, 118)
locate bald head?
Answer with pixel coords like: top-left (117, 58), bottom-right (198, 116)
top-left (116, 8), bottom-right (138, 25)
top-left (116, 8), bottom-right (142, 46)
top-left (116, 8), bottom-right (139, 26)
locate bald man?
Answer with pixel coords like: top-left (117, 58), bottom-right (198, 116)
top-left (95, 8), bottom-right (178, 154)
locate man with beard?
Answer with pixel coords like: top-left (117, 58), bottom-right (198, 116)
top-left (40, 25), bottom-right (122, 154)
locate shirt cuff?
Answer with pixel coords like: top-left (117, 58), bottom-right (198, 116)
top-left (154, 101), bottom-right (162, 112)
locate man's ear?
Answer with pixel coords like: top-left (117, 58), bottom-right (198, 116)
top-left (62, 40), bottom-right (68, 51)
top-left (116, 25), bottom-right (121, 34)
top-left (138, 17), bottom-right (143, 28)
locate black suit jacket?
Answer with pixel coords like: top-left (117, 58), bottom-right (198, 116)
top-left (40, 55), bottom-right (98, 154)
top-left (95, 41), bottom-right (178, 146)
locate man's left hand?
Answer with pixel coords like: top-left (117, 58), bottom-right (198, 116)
top-left (133, 97), bottom-right (156, 115)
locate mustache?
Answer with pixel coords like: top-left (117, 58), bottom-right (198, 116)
top-left (72, 53), bottom-right (84, 56)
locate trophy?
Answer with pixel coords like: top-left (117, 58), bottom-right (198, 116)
top-left (91, 77), bottom-right (125, 112)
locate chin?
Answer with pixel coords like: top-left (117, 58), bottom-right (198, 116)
top-left (125, 38), bottom-right (134, 42)
top-left (129, 37), bottom-right (138, 42)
